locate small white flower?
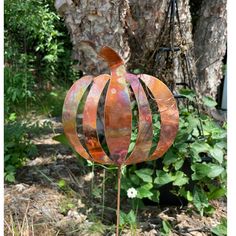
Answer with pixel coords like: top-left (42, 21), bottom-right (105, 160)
top-left (127, 187), bottom-right (137, 199)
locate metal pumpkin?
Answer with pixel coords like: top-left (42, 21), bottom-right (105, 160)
top-left (62, 46), bottom-right (179, 165)
top-left (62, 45), bottom-right (179, 235)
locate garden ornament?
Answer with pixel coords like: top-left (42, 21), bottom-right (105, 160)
top-left (62, 44), bottom-right (179, 235)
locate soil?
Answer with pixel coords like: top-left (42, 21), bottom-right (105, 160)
top-left (4, 117), bottom-right (226, 236)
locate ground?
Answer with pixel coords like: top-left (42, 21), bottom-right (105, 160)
top-left (4, 117), bottom-right (226, 236)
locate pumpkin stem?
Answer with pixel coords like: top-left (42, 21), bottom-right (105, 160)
top-left (99, 46), bottom-right (124, 69)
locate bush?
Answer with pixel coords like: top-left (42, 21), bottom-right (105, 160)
top-left (121, 104), bottom-right (226, 216)
top-left (4, 0), bottom-right (79, 116)
top-left (4, 118), bottom-right (38, 182)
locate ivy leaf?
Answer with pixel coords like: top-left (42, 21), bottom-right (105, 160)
top-left (190, 142), bottom-right (211, 161)
top-left (154, 170), bottom-right (174, 186)
top-left (208, 188), bottom-right (226, 200)
top-left (191, 142), bottom-right (211, 155)
top-left (137, 183), bottom-right (153, 199)
top-left (193, 187), bottom-right (209, 216)
top-left (135, 168), bottom-right (153, 183)
top-left (211, 218), bottom-right (227, 236)
top-left (172, 171), bottom-right (189, 186)
top-left (202, 96), bottom-right (217, 108)
top-left (149, 190), bottom-right (160, 203)
top-left (161, 220), bottom-right (172, 234)
top-left (179, 88), bottom-right (196, 101)
top-left (163, 149), bottom-right (177, 166)
top-left (210, 146), bottom-right (224, 164)
top-left (207, 164), bottom-right (224, 178)
top-left (186, 191), bottom-right (193, 202)
top-left (174, 158), bottom-right (184, 170)
top-left (192, 163), bottom-right (224, 180)
top-left (130, 174), bottom-right (141, 185)
top-left (191, 163), bottom-right (211, 180)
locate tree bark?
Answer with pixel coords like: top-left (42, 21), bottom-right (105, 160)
top-left (55, 0), bottom-right (131, 75)
top-left (55, 0), bottom-right (226, 99)
top-left (194, 0), bottom-right (227, 99)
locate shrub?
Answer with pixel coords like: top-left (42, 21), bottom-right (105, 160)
top-left (4, 0), bottom-right (79, 116)
top-left (4, 119), bottom-right (38, 183)
top-left (121, 101), bottom-right (226, 216)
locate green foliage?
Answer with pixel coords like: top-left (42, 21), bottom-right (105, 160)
top-left (202, 96), bottom-right (217, 108)
top-left (59, 198), bottom-right (76, 215)
top-left (4, 120), bottom-right (38, 182)
top-left (121, 103), bottom-right (227, 215)
top-left (211, 218), bottom-right (227, 236)
top-left (5, 0), bottom-right (64, 77)
top-left (4, 0), bottom-right (79, 116)
top-left (160, 220), bottom-right (172, 236)
top-left (120, 210), bottom-right (137, 233)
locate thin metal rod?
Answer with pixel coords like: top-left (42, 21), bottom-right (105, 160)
top-left (116, 165), bottom-right (122, 236)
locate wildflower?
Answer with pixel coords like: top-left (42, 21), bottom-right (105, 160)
top-left (127, 187), bottom-right (137, 199)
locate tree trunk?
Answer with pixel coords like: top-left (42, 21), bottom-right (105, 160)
top-left (193, 0), bottom-right (227, 99)
top-left (55, 0), bottom-right (226, 99)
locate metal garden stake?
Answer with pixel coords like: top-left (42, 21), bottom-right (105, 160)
top-left (62, 45), bottom-right (179, 236)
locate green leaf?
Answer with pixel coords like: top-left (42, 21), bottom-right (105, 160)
top-left (172, 171), bottom-right (189, 186)
top-left (191, 163), bottom-right (211, 180)
top-left (190, 142), bottom-right (211, 161)
top-left (137, 183), bottom-right (153, 199)
top-left (4, 172), bottom-right (16, 182)
top-left (119, 211), bottom-right (127, 226)
top-left (57, 179), bottom-right (66, 188)
top-left (161, 220), bottom-right (172, 234)
top-left (53, 134), bottom-right (73, 149)
top-left (128, 142), bottom-right (136, 153)
top-left (130, 174), bottom-right (141, 185)
top-left (43, 54), bottom-right (55, 62)
top-left (149, 190), bottom-right (160, 203)
top-left (207, 164), bottom-right (224, 178)
top-left (211, 218), bottom-right (227, 236)
top-left (193, 187), bottom-right (209, 215)
top-left (163, 149), bottom-right (177, 166)
top-left (127, 210), bottom-right (136, 225)
top-left (210, 146), bottom-right (224, 164)
top-left (135, 168), bottom-right (153, 183)
top-left (192, 163), bottom-right (224, 180)
top-left (9, 113), bottom-right (17, 121)
top-left (179, 88), bottom-right (196, 101)
top-left (191, 141), bottom-right (211, 154)
top-left (202, 96), bottom-right (217, 108)
top-left (186, 191), bottom-right (193, 202)
top-left (174, 158), bottom-right (184, 170)
top-left (208, 188), bottom-right (226, 200)
top-left (154, 171), bottom-right (174, 186)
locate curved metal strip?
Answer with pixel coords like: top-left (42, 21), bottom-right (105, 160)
top-left (139, 74), bottom-right (179, 160)
top-left (62, 76), bottom-right (93, 161)
top-left (83, 75), bottom-right (113, 164)
top-left (125, 73), bottom-right (153, 165)
top-left (104, 65), bottom-right (132, 165)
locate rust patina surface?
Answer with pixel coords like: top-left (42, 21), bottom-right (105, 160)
top-left (62, 46), bottom-right (179, 166)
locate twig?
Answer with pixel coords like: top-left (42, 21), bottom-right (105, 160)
top-left (176, 226), bottom-right (210, 235)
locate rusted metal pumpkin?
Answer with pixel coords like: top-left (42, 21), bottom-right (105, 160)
top-left (62, 46), bottom-right (179, 166)
top-left (62, 45), bottom-right (179, 235)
